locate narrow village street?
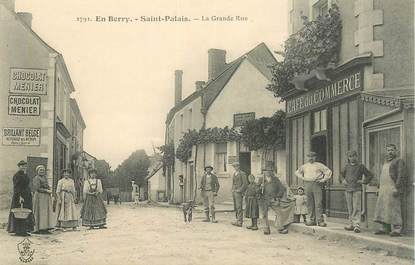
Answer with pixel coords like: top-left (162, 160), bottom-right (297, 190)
top-left (0, 204), bottom-right (410, 265)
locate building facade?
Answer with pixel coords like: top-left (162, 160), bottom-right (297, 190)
top-left (285, 0), bottom-right (414, 232)
top-left (165, 43), bottom-right (285, 204)
top-left (0, 0), bottom-right (88, 208)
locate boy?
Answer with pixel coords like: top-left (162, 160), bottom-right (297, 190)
top-left (340, 150), bottom-right (373, 233)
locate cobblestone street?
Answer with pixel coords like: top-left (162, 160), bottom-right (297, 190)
top-left (0, 204), bottom-right (411, 265)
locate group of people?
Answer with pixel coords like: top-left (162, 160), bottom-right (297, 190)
top-left (200, 162), bottom-right (296, 234)
top-left (7, 160), bottom-right (108, 237)
top-left (199, 144), bottom-right (407, 237)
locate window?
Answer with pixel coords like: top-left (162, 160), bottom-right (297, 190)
top-left (180, 114), bottom-right (184, 133)
top-left (312, 0), bottom-right (328, 20)
top-left (188, 109), bottom-right (192, 129)
top-left (215, 143), bottom-right (227, 173)
top-left (313, 109), bottom-right (327, 133)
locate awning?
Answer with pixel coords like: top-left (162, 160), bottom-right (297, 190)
top-left (361, 88), bottom-right (414, 109)
top-left (56, 121), bottom-right (71, 139)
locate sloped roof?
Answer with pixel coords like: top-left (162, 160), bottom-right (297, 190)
top-left (70, 98), bottom-right (86, 129)
top-left (1, 4), bottom-right (75, 93)
top-left (166, 42), bottom-right (277, 126)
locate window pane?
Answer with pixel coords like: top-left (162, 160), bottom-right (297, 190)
top-left (314, 111), bottom-right (320, 133)
top-left (216, 143), bottom-right (227, 153)
top-left (321, 109), bottom-right (327, 131)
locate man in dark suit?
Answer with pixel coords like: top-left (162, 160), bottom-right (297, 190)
top-left (231, 162), bottom-right (248, 227)
top-left (199, 166), bottom-right (220, 223)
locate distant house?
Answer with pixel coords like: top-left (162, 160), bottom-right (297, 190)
top-left (145, 153), bottom-right (165, 202)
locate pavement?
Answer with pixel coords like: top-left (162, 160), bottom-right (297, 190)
top-left (0, 203), bottom-right (413, 265)
top-left (154, 201), bottom-right (414, 259)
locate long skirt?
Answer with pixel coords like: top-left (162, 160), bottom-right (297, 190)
top-left (7, 212), bottom-right (35, 234)
top-left (245, 196), bottom-right (259, 218)
top-left (33, 192), bottom-right (55, 232)
top-left (81, 194), bottom-right (107, 227)
top-left (56, 192), bottom-right (79, 228)
top-left (263, 198), bottom-right (295, 229)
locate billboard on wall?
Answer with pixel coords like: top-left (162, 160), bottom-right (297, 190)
top-left (8, 95), bottom-right (41, 116)
top-left (9, 68), bottom-right (48, 95)
top-left (2, 127), bottom-right (41, 146)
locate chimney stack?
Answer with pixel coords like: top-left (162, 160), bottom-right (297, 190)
top-left (174, 70), bottom-right (183, 106)
top-left (17, 12), bottom-right (32, 28)
top-left (208, 49), bottom-right (226, 80)
top-left (0, 0), bottom-right (15, 11)
top-left (195, 81), bottom-right (205, 91)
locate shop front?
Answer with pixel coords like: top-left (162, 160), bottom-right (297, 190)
top-left (285, 63), bottom-right (366, 220)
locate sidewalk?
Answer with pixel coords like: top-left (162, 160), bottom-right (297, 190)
top-left (154, 201), bottom-right (414, 259)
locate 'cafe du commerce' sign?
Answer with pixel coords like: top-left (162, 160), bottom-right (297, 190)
top-left (9, 68), bottom-right (48, 95)
top-left (286, 70), bottom-right (362, 115)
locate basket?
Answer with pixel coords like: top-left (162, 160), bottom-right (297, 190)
top-left (11, 205), bottom-right (32, 219)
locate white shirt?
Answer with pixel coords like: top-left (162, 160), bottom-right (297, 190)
top-left (295, 162), bottom-right (332, 182)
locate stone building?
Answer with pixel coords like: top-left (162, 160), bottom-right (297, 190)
top-left (0, 0), bottom-right (88, 208)
top-left (285, 0), bottom-right (413, 232)
top-left (165, 43), bottom-right (285, 204)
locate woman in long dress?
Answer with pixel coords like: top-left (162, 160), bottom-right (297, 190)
top-left (81, 168), bottom-right (107, 229)
top-left (56, 169), bottom-right (79, 231)
top-left (32, 165), bottom-right (55, 234)
top-left (7, 160), bottom-right (35, 236)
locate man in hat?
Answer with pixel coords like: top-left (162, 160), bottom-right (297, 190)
top-left (231, 162), bottom-right (248, 227)
top-left (373, 144), bottom-right (407, 236)
top-left (295, 151), bottom-right (332, 227)
top-left (199, 166), bottom-right (220, 223)
top-left (260, 166), bottom-right (295, 234)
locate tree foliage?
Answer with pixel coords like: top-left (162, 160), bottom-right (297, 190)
top-left (267, 4), bottom-right (341, 98)
top-left (114, 149), bottom-right (150, 191)
top-left (175, 127), bottom-right (241, 162)
top-left (240, 110), bottom-right (286, 151)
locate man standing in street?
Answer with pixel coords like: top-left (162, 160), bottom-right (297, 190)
top-left (231, 162), bottom-right (248, 227)
top-left (295, 151), bottom-right (332, 227)
top-left (374, 144), bottom-right (407, 237)
top-left (199, 166), bottom-right (220, 223)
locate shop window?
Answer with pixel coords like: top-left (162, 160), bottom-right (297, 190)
top-left (215, 143), bottom-right (227, 173)
top-left (313, 109), bottom-right (327, 133)
top-left (312, 0), bottom-right (328, 20)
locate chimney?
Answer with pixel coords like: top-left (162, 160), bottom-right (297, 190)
top-left (17, 12), bottom-right (32, 28)
top-left (0, 0), bottom-right (15, 11)
top-left (174, 70), bottom-right (183, 106)
top-left (208, 49), bottom-right (226, 80)
top-left (195, 81), bottom-right (205, 91)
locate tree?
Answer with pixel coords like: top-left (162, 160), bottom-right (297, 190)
top-left (114, 149), bottom-right (151, 191)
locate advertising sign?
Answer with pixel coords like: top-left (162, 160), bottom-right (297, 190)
top-left (8, 95), bottom-right (41, 116)
top-left (2, 127), bottom-right (41, 146)
top-left (10, 68), bottom-right (48, 95)
top-left (233, 112), bottom-right (255, 127)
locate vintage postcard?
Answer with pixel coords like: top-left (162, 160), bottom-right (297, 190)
top-left (0, 0), bottom-right (413, 264)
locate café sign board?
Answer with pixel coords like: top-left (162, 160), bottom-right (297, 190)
top-left (2, 127), bottom-right (41, 146)
top-left (10, 68), bottom-right (48, 95)
top-left (286, 70), bottom-right (362, 115)
top-left (8, 95), bottom-right (41, 116)
top-left (233, 112), bottom-right (255, 127)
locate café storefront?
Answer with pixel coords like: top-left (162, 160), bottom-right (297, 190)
top-left (284, 60), bottom-right (367, 221)
top-left (284, 59), bottom-right (414, 232)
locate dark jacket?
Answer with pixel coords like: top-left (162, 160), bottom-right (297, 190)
top-left (200, 173), bottom-right (220, 193)
top-left (339, 163), bottom-right (373, 191)
top-left (261, 177), bottom-right (286, 202)
top-left (388, 158), bottom-right (406, 193)
top-left (232, 170), bottom-right (248, 193)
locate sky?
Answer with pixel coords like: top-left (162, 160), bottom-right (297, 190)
top-left (16, 0), bottom-right (289, 168)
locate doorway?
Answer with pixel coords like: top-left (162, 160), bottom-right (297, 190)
top-left (239, 152), bottom-right (251, 175)
top-left (311, 134), bottom-right (328, 214)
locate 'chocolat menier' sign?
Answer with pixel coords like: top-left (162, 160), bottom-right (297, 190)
top-left (287, 71), bottom-right (362, 115)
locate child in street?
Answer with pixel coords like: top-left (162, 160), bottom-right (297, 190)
top-left (340, 150), bottom-right (373, 233)
top-left (294, 186), bottom-right (307, 223)
top-left (245, 174), bottom-right (260, 230)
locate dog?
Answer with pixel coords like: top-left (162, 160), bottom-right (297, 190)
top-left (182, 200), bottom-right (196, 223)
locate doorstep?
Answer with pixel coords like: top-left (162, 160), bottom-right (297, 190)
top-left (289, 220), bottom-right (414, 259)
